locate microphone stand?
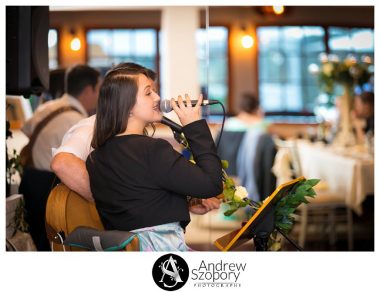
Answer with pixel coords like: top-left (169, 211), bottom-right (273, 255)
top-left (276, 228), bottom-right (304, 251)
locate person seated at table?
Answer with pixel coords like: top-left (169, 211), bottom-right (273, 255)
top-left (217, 93), bottom-right (276, 202)
top-left (351, 91), bottom-right (374, 144)
top-left (85, 64), bottom-right (223, 251)
top-left (20, 64), bottom-right (101, 251)
top-left (216, 93), bottom-right (271, 176)
top-left (224, 92), bottom-right (270, 132)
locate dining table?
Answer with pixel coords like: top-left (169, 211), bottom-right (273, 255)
top-left (296, 140), bottom-right (374, 215)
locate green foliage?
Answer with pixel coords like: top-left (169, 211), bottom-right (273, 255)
top-left (14, 198), bottom-right (29, 235)
top-left (274, 179), bottom-right (320, 234)
top-left (181, 130), bottom-right (320, 250)
top-left (223, 178), bottom-right (320, 250)
top-left (7, 149), bottom-right (23, 183)
top-left (223, 199), bottom-right (249, 216)
top-left (317, 59), bottom-right (372, 95)
top-left (222, 178), bottom-right (249, 216)
top-left (221, 160), bottom-right (229, 170)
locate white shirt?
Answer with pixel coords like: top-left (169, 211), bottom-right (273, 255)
top-left (52, 115), bottom-right (96, 161)
top-left (22, 94), bottom-right (88, 171)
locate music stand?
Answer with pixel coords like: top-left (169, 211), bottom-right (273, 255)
top-left (214, 177), bottom-right (305, 251)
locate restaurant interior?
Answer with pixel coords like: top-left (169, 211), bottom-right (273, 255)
top-left (6, 5), bottom-right (374, 252)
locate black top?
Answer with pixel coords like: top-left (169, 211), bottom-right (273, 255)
top-left (86, 119), bottom-right (223, 231)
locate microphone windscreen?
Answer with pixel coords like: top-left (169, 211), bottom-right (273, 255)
top-left (160, 99), bottom-right (172, 113)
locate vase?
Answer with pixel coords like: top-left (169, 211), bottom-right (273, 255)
top-left (332, 85), bottom-right (356, 147)
top-left (314, 93), bottom-right (338, 123)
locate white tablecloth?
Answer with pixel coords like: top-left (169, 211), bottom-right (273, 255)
top-left (297, 140), bottom-right (374, 215)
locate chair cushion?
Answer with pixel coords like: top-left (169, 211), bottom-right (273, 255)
top-left (63, 226), bottom-right (138, 251)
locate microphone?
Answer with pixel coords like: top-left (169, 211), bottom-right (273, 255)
top-left (160, 116), bottom-right (183, 133)
top-left (160, 99), bottom-right (219, 113)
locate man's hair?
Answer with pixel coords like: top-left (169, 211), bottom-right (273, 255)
top-left (239, 93), bottom-right (260, 114)
top-left (65, 65), bottom-right (100, 97)
top-left (358, 91), bottom-right (374, 106)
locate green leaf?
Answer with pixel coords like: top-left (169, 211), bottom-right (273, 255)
top-left (305, 188), bottom-right (317, 198)
top-left (276, 207), bottom-right (296, 217)
top-left (276, 222), bottom-right (292, 231)
top-left (223, 188), bottom-right (235, 201)
top-left (238, 201), bottom-right (249, 208)
top-left (224, 207), bottom-right (238, 216)
top-left (221, 160), bottom-right (229, 170)
top-left (306, 179), bottom-right (320, 187)
top-left (224, 177), bottom-right (235, 188)
top-left (295, 184), bottom-right (312, 193)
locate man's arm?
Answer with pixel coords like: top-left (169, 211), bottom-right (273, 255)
top-left (51, 152), bottom-right (94, 202)
top-left (189, 197), bottom-right (221, 215)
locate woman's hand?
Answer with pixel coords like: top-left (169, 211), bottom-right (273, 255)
top-left (171, 94), bottom-right (203, 126)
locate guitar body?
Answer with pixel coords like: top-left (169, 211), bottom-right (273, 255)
top-left (45, 183), bottom-right (139, 251)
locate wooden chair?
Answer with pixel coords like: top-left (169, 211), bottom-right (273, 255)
top-left (274, 139), bottom-right (354, 250)
top-left (45, 183), bottom-right (140, 251)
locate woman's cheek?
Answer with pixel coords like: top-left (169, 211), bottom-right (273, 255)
top-left (152, 110), bottom-right (162, 121)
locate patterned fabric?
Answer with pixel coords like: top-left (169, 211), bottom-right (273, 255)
top-left (130, 222), bottom-right (193, 251)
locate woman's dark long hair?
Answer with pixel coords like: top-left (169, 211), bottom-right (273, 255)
top-left (91, 63), bottom-right (156, 149)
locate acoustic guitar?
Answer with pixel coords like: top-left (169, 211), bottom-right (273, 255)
top-left (45, 183), bottom-right (140, 251)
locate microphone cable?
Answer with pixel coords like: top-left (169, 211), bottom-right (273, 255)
top-left (214, 101), bottom-right (226, 151)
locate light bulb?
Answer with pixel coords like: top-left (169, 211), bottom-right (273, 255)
top-left (70, 37), bottom-right (81, 51)
top-left (242, 35), bottom-right (254, 49)
top-left (273, 6), bottom-right (285, 15)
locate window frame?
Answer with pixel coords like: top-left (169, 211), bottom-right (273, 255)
top-left (255, 23), bottom-right (374, 116)
top-left (84, 25), bottom-right (161, 90)
top-left (84, 24), bottom-right (232, 115)
top-left (196, 24), bottom-right (232, 114)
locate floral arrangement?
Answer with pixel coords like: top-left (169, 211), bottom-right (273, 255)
top-left (220, 161), bottom-right (320, 250)
top-left (181, 133), bottom-right (320, 250)
top-left (309, 53), bottom-right (373, 146)
top-left (309, 53), bottom-right (373, 95)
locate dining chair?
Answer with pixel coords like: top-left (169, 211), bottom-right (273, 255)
top-left (273, 138), bottom-right (354, 251)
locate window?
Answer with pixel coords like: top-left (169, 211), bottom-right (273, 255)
top-left (257, 26), bottom-right (374, 114)
top-left (87, 27), bottom-right (228, 114)
top-left (328, 27), bottom-right (374, 60)
top-left (328, 27), bottom-right (375, 95)
top-left (258, 26), bottom-right (325, 113)
top-left (196, 26), bottom-right (229, 114)
top-left (48, 29), bottom-right (59, 69)
top-left (87, 29), bottom-right (158, 73)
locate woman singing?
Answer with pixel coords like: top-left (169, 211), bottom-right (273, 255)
top-left (86, 64), bottom-right (223, 251)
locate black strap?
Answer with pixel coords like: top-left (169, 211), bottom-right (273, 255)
top-left (20, 106), bottom-right (82, 168)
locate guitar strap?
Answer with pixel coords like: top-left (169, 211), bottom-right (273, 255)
top-left (20, 105), bottom-right (82, 168)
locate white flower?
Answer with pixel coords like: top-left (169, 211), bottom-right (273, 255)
top-left (234, 186), bottom-right (248, 200)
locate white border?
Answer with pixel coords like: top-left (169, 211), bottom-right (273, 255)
top-left (1, 1), bottom-right (378, 291)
